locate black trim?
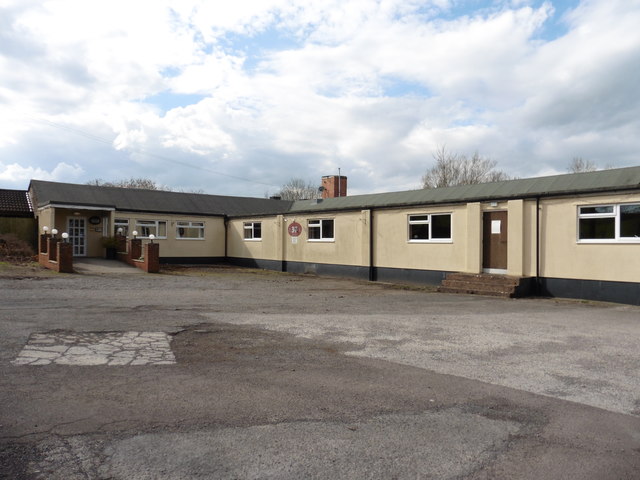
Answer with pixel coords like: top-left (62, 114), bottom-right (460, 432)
top-left (227, 257), bottom-right (283, 271)
top-left (160, 256), bottom-right (226, 265)
top-left (228, 257), bottom-right (369, 279)
top-left (375, 267), bottom-right (451, 286)
top-left (284, 261), bottom-right (369, 279)
top-left (539, 277), bottom-right (640, 306)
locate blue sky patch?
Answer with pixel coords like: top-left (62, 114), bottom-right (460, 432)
top-left (144, 92), bottom-right (207, 113)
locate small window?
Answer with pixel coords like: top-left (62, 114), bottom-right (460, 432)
top-left (114, 218), bottom-right (129, 237)
top-left (408, 213), bottom-right (451, 242)
top-left (308, 219), bottom-right (334, 241)
top-left (135, 220), bottom-right (167, 239)
top-left (177, 221), bottom-right (205, 239)
top-left (243, 222), bottom-right (262, 240)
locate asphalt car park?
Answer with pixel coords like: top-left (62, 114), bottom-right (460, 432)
top-left (1, 263), bottom-right (639, 479)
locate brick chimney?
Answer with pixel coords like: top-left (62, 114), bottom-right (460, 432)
top-left (321, 175), bottom-right (347, 199)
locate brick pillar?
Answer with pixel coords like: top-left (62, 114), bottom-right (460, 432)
top-left (144, 243), bottom-right (160, 273)
top-left (48, 237), bottom-right (59, 262)
top-left (116, 234), bottom-right (127, 253)
top-left (57, 242), bottom-right (73, 273)
top-left (129, 239), bottom-right (142, 260)
top-left (39, 234), bottom-right (49, 254)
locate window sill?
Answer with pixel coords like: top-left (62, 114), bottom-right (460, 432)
top-left (176, 238), bottom-right (205, 241)
top-left (408, 239), bottom-right (453, 244)
top-left (577, 239), bottom-right (640, 244)
top-left (308, 239), bottom-right (335, 243)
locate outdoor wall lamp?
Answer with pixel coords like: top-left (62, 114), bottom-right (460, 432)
top-left (42, 226), bottom-right (49, 233)
top-left (61, 232), bottom-right (69, 242)
top-left (132, 230), bottom-right (138, 239)
top-left (51, 228), bottom-right (58, 238)
top-left (148, 234), bottom-right (155, 243)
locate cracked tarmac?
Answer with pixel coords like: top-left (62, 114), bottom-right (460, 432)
top-left (1, 265), bottom-right (640, 479)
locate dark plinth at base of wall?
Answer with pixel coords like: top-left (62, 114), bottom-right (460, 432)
top-left (282, 261), bottom-right (369, 280)
top-left (374, 267), bottom-right (451, 286)
top-left (538, 277), bottom-right (640, 306)
top-left (160, 257), bottom-right (226, 265)
top-left (227, 257), bottom-right (284, 271)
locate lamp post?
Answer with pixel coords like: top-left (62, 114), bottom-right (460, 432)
top-left (51, 228), bottom-right (58, 238)
top-left (61, 232), bottom-right (69, 242)
top-left (42, 226), bottom-right (49, 234)
top-left (148, 234), bottom-right (155, 244)
top-left (132, 230), bottom-right (138, 239)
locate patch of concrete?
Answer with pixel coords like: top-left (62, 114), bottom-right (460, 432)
top-left (11, 331), bottom-right (175, 366)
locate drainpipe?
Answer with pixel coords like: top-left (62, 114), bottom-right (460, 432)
top-left (368, 209), bottom-right (375, 282)
top-left (535, 197), bottom-right (541, 296)
top-left (223, 217), bottom-right (228, 261)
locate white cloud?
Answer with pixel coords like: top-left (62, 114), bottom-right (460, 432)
top-left (0, 0), bottom-right (639, 195)
top-left (0, 161), bottom-right (84, 186)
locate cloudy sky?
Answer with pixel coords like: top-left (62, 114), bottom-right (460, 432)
top-left (1, 0), bottom-right (638, 196)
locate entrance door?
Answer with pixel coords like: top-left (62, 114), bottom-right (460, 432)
top-left (482, 211), bottom-right (507, 273)
top-left (67, 217), bottom-right (87, 256)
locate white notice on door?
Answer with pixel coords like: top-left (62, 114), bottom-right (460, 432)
top-left (491, 220), bottom-right (501, 234)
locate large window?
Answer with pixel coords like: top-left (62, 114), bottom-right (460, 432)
top-left (177, 221), bottom-right (204, 240)
top-left (243, 222), bottom-right (262, 240)
top-left (578, 203), bottom-right (640, 242)
top-left (408, 213), bottom-right (452, 242)
top-left (308, 219), bottom-right (334, 241)
top-left (135, 220), bottom-right (167, 239)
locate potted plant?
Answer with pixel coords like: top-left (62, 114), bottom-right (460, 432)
top-left (100, 236), bottom-right (120, 260)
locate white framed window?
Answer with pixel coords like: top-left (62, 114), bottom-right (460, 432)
top-left (408, 213), bottom-right (452, 242)
top-left (243, 221), bottom-right (262, 240)
top-left (578, 203), bottom-right (640, 242)
top-left (308, 219), bottom-right (334, 241)
top-left (177, 221), bottom-right (205, 240)
top-left (135, 220), bottom-right (167, 239)
top-left (114, 218), bottom-right (129, 237)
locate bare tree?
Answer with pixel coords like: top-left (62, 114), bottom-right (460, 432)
top-left (422, 146), bottom-right (510, 189)
top-left (567, 157), bottom-right (598, 173)
top-left (274, 178), bottom-right (320, 200)
top-left (86, 177), bottom-right (171, 191)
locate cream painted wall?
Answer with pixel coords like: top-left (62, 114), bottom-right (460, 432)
top-left (373, 205), bottom-right (467, 272)
top-left (227, 216), bottom-right (283, 261)
top-left (112, 212), bottom-right (226, 258)
top-left (282, 211), bottom-right (370, 266)
top-left (539, 193), bottom-right (640, 282)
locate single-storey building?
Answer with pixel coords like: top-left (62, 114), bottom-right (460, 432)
top-left (27, 166), bottom-right (640, 305)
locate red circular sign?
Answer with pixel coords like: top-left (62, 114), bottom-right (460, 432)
top-left (288, 221), bottom-right (302, 237)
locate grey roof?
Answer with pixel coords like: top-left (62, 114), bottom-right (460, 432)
top-left (0, 189), bottom-right (33, 217)
top-left (28, 166), bottom-right (640, 219)
top-left (29, 180), bottom-right (293, 217)
top-left (288, 166), bottom-right (640, 214)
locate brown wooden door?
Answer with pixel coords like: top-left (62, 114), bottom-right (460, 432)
top-left (483, 211), bottom-right (508, 271)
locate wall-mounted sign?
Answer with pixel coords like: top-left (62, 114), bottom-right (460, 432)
top-left (288, 221), bottom-right (302, 237)
top-left (89, 216), bottom-right (101, 225)
top-left (491, 220), bottom-right (501, 234)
